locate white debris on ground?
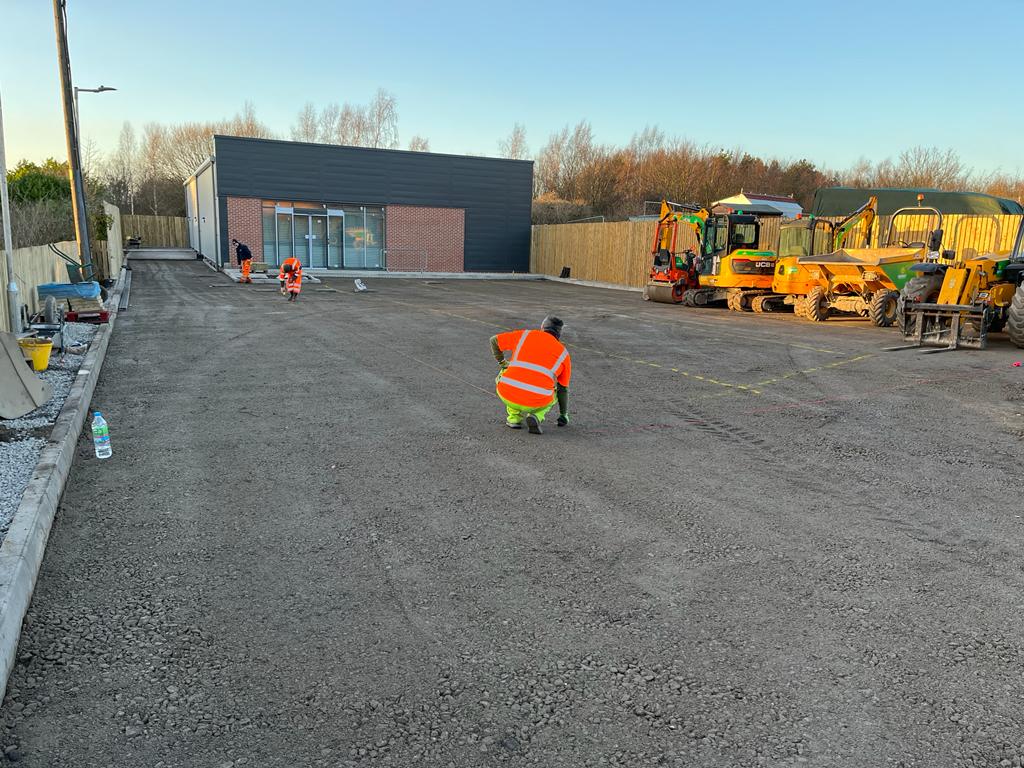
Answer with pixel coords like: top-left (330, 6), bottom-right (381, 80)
top-left (0, 322), bottom-right (99, 536)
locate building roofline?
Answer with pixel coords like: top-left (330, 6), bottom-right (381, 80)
top-left (212, 134), bottom-right (534, 166)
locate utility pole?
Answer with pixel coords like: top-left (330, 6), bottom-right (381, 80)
top-left (0, 88), bottom-right (20, 333)
top-left (52, 0), bottom-right (92, 270)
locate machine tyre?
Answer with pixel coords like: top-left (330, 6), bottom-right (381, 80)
top-left (793, 297), bottom-right (807, 318)
top-left (1006, 285), bottom-right (1024, 348)
top-left (726, 291), bottom-right (743, 312)
top-left (751, 295), bottom-right (767, 313)
top-left (804, 286), bottom-right (829, 322)
top-left (898, 276), bottom-right (941, 329)
top-left (869, 289), bottom-right (900, 327)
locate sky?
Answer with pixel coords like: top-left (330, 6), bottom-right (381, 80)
top-left (2, 0), bottom-right (1023, 177)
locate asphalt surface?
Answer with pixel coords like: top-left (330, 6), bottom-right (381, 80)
top-left (2, 260), bottom-right (1024, 767)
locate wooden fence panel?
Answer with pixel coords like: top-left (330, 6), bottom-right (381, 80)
top-left (530, 214), bottom-right (1024, 288)
top-left (0, 241), bottom-right (79, 332)
top-left (121, 214), bottom-right (190, 248)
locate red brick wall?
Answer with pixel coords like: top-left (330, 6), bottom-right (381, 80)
top-left (385, 205), bottom-right (464, 272)
top-left (226, 197), bottom-right (263, 266)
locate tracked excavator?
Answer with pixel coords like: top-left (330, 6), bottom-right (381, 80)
top-left (643, 201), bottom-right (776, 308)
top-left (682, 212), bottom-right (777, 311)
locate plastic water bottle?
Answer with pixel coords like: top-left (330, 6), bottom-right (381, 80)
top-left (91, 412), bottom-right (112, 459)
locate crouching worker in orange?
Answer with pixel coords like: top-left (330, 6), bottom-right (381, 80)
top-left (279, 257), bottom-right (303, 302)
top-left (490, 316), bottom-right (571, 434)
top-left (232, 239), bottom-right (253, 283)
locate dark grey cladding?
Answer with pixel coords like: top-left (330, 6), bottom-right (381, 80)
top-left (212, 136), bottom-right (534, 272)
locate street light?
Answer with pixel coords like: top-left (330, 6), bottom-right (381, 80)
top-left (73, 85), bottom-right (116, 134)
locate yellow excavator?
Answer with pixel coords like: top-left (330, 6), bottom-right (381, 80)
top-left (681, 212), bottom-right (777, 310)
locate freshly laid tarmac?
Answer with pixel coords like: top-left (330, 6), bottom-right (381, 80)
top-left (2, 259), bottom-right (1023, 767)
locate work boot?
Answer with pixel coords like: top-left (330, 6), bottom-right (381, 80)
top-left (505, 419), bottom-right (523, 429)
top-left (525, 414), bottom-right (542, 435)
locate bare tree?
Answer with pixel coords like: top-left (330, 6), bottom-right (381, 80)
top-left (292, 102), bottom-right (319, 142)
top-left (535, 126), bottom-right (569, 197)
top-left (498, 123), bottom-right (529, 160)
top-left (317, 103), bottom-right (340, 143)
top-left (838, 147), bottom-right (971, 190)
top-left (139, 122), bottom-right (167, 214)
top-left (365, 89), bottom-right (399, 149)
top-left (151, 103), bottom-right (275, 181)
top-left (106, 121), bottom-right (139, 213)
top-left (408, 135), bottom-right (430, 152)
top-left (336, 103), bottom-right (367, 145)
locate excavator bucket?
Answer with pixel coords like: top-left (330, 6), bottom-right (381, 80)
top-left (0, 333), bottom-right (53, 418)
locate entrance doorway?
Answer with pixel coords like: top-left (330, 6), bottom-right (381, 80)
top-left (273, 208), bottom-right (344, 268)
top-left (263, 203), bottom-right (381, 269)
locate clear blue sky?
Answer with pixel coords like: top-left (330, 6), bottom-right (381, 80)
top-left (2, 0), bottom-right (1022, 176)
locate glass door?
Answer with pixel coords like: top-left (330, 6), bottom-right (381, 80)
top-left (293, 215), bottom-right (311, 267)
top-left (327, 211), bottom-right (344, 268)
top-left (310, 215), bottom-right (328, 268)
top-left (275, 212), bottom-right (293, 266)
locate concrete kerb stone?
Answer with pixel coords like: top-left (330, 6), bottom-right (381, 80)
top-left (0, 268), bottom-right (127, 699)
top-left (543, 276), bottom-right (642, 292)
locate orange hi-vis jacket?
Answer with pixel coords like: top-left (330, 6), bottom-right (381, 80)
top-left (280, 257), bottom-right (303, 293)
top-left (495, 329), bottom-right (572, 408)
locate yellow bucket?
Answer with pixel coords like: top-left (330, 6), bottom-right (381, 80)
top-left (18, 338), bottom-right (53, 372)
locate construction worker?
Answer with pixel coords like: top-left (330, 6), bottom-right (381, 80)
top-left (232, 239), bottom-right (253, 284)
top-left (490, 316), bottom-right (571, 434)
top-left (279, 256), bottom-right (303, 302)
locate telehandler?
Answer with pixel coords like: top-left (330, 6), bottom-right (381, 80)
top-left (896, 217), bottom-right (1024, 350)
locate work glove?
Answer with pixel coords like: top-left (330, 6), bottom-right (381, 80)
top-left (557, 414), bottom-right (569, 427)
top-left (498, 360), bottom-right (509, 370)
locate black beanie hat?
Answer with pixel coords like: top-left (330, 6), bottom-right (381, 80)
top-left (541, 316), bottom-right (564, 338)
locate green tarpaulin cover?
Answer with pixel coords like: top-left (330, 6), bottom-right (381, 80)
top-left (811, 187), bottom-right (1023, 216)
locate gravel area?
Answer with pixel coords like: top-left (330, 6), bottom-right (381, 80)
top-left (2, 261), bottom-right (1024, 766)
top-left (0, 322), bottom-right (98, 535)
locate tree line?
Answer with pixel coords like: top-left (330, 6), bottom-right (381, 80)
top-left (529, 122), bottom-right (1024, 223)
top-left (5, 97), bottom-right (1023, 248)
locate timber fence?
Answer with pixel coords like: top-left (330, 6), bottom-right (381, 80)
top-left (121, 214), bottom-right (189, 248)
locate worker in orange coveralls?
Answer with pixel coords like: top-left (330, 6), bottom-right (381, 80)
top-left (279, 257), bottom-right (303, 302)
top-left (232, 239), bottom-right (253, 283)
top-left (490, 316), bottom-right (571, 434)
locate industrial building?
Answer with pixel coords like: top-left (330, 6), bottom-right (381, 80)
top-left (184, 136), bottom-right (534, 273)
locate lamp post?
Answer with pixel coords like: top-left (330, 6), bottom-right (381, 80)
top-left (73, 85), bottom-right (116, 137)
top-left (0, 87), bottom-right (20, 332)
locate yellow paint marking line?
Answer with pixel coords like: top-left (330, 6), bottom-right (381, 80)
top-left (570, 341), bottom-right (760, 395)
top-left (388, 299), bottom-right (762, 396)
top-left (753, 353), bottom-right (874, 388)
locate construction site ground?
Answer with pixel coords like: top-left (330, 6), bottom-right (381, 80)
top-left (2, 259), bottom-right (1023, 767)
